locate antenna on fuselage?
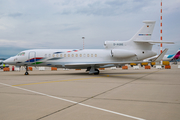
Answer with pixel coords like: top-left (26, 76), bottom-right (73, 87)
top-left (82, 37), bottom-right (85, 49)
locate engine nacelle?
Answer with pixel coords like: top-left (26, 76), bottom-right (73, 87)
top-left (111, 49), bottom-right (136, 58)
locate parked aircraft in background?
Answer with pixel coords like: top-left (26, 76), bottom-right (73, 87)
top-left (144, 49), bottom-right (180, 63)
top-left (164, 50), bottom-right (180, 62)
top-left (4, 20), bottom-right (173, 75)
top-left (0, 58), bottom-right (9, 69)
top-left (0, 59), bottom-right (4, 64)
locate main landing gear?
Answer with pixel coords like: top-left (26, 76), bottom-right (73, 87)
top-left (94, 69), bottom-right (99, 75)
top-left (24, 66), bottom-right (29, 75)
top-left (87, 66), bottom-right (100, 75)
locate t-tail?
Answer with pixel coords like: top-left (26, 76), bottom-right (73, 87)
top-left (104, 20), bottom-right (173, 60)
top-left (104, 20), bottom-right (157, 51)
top-left (129, 21), bottom-right (156, 41)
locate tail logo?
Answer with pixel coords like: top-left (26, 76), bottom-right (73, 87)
top-left (139, 34), bottom-right (151, 36)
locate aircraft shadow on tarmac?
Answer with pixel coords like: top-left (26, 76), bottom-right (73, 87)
top-left (9, 70), bottom-right (156, 81)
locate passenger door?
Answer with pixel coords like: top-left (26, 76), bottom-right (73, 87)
top-left (28, 51), bottom-right (36, 65)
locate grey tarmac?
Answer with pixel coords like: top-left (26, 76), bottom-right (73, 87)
top-left (0, 64), bottom-right (180, 120)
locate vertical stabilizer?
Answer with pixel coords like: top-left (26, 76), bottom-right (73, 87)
top-left (130, 21), bottom-right (156, 41)
top-left (173, 50), bottom-right (180, 59)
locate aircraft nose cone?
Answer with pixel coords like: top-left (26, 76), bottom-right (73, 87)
top-left (3, 57), bottom-right (16, 65)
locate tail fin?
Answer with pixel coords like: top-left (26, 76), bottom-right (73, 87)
top-left (130, 21), bottom-right (156, 41)
top-left (173, 50), bottom-right (180, 59)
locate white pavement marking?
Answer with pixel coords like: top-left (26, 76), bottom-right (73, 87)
top-left (0, 82), bottom-right (145, 120)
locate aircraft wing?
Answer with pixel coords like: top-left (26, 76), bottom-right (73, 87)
top-left (64, 61), bottom-right (145, 69)
top-left (143, 55), bottom-right (158, 62)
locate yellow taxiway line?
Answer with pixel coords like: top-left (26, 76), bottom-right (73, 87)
top-left (12, 76), bottom-right (104, 86)
top-left (12, 70), bottom-right (161, 87)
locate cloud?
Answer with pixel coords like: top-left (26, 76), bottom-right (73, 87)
top-left (0, 0), bottom-right (180, 58)
top-left (8, 13), bottom-right (23, 18)
top-left (163, 0), bottom-right (180, 14)
top-left (54, 0), bottom-right (153, 16)
top-left (0, 39), bottom-right (31, 48)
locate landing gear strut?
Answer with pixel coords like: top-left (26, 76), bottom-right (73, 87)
top-left (24, 66), bottom-right (29, 75)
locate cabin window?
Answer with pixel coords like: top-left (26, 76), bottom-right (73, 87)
top-left (80, 54), bottom-right (82, 57)
top-left (87, 54), bottom-right (89, 57)
top-left (60, 54), bottom-right (62, 57)
top-left (68, 54), bottom-right (70, 57)
top-left (53, 54), bottom-right (55, 57)
top-left (76, 54), bottom-right (78, 57)
top-left (95, 54), bottom-right (97, 57)
top-left (91, 54), bottom-right (93, 57)
top-left (64, 54), bottom-right (66, 57)
top-left (72, 54), bottom-right (74, 57)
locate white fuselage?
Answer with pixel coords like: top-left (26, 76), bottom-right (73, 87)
top-left (5, 48), bottom-right (156, 69)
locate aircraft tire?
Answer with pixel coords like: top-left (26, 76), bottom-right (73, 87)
top-left (94, 69), bottom-right (99, 75)
top-left (24, 72), bottom-right (29, 75)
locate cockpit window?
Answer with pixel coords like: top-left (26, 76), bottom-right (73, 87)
top-left (17, 52), bottom-right (25, 56)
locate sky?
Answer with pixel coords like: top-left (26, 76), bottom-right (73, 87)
top-left (0, 0), bottom-right (180, 58)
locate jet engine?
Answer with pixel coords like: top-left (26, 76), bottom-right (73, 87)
top-left (111, 49), bottom-right (136, 58)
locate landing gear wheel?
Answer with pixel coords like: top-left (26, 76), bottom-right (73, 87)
top-left (94, 69), bottom-right (99, 75)
top-left (24, 72), bottom-right (29, 75)
top-left (24, 66), bottom-right (29, 75)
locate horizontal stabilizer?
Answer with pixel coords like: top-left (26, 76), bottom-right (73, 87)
top-left (150, 41), bottom-right (174, 44)
top-left (134, 40), bottom-right (174, 44)
top-left (152, 48), bottom-right (168, 62)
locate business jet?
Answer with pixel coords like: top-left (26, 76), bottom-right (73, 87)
top-left (4, 20), bottom-right (173, 75)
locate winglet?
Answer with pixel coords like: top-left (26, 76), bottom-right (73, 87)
top-left (152, 48), bottom-right (168, 62)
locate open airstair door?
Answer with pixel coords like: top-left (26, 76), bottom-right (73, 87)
top-left (28, 51), bottom-right (36, 65)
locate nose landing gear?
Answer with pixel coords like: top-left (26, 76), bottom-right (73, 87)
top-left (24, 66), bottom-right (29, 75)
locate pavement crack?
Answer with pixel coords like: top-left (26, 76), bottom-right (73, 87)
top-left (82, 70), bottom-right (159, 101)
top-left (94, 98), bottom-right (180, 105)
top-left (36, 71), bottom-right (158, 120)
top-left (36, 103), bottom-right (79, 120)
